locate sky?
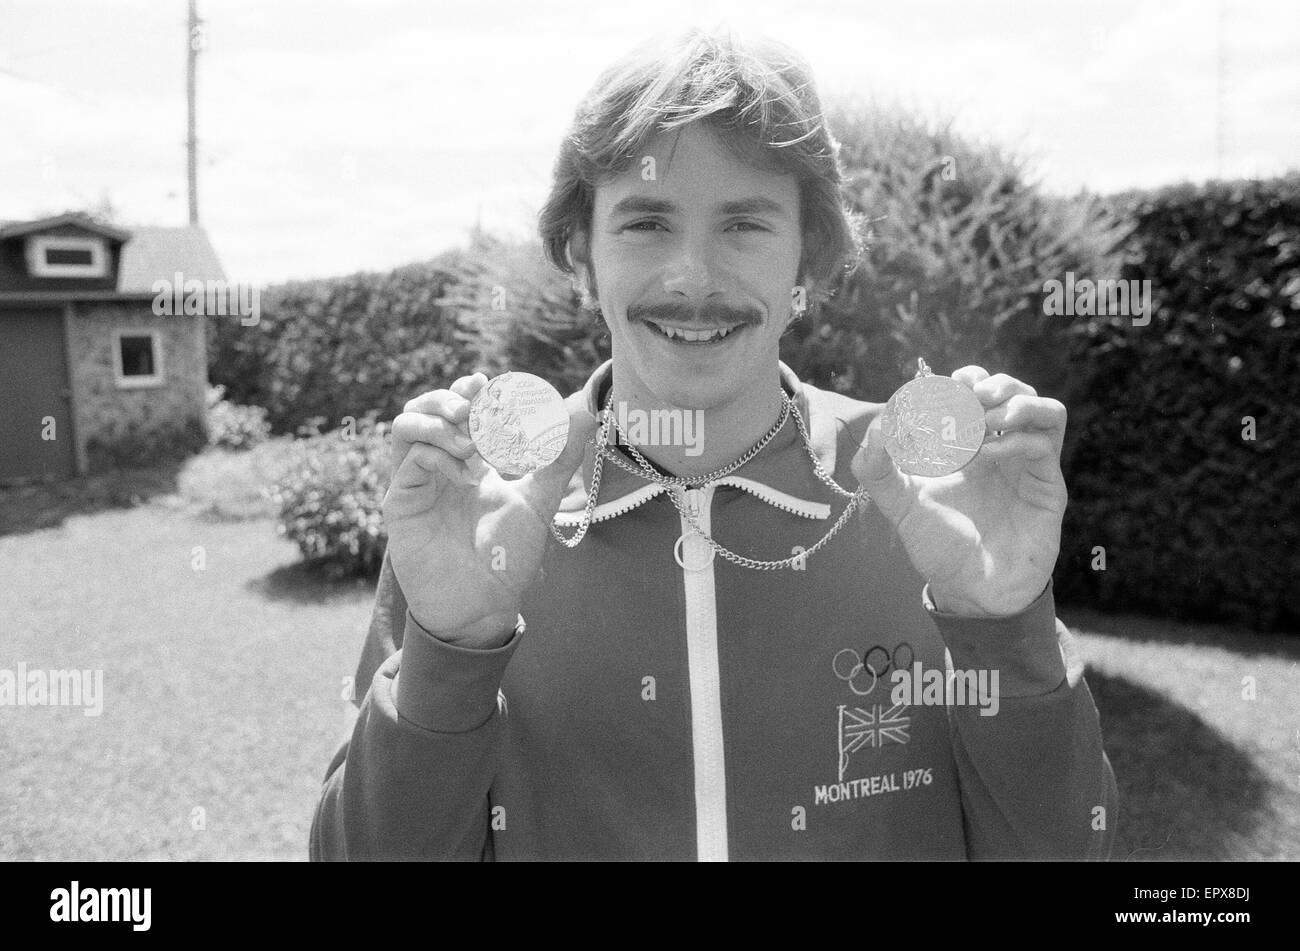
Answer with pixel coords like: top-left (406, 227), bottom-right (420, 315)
top-left (1, 0), bottom-right (1296, 285)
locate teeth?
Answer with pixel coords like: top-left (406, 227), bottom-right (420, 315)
top-left (649, 322), bottom-right (739, 342)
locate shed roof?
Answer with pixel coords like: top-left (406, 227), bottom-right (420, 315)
top-left (0, 217), bottom-right (227, 297)
top-left (115, 226), bottom-right (227, 292)
top-left (0, 212), bottom-right (132, 243)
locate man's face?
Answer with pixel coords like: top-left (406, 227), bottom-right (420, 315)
top-left (581, 121), bottom-right (802, 409)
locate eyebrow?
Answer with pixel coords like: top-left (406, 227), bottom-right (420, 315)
top-left (607, 195), bottom-right (792, 220)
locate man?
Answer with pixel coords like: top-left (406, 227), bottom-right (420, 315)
top-left (310, 27), bottom-right (1117, 861)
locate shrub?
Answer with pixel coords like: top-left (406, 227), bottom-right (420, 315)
top-left (267, 417), bottom-right (391, 577)
top-left (439, 231), bottom-right (610, 395)
top-left (206, 384), bottom-right (271, 450)
top-left (1054, 174), bottom-right (1300, 631)
top-left (205, 100), bottom-right (1297, 630)
top-left (439, 109), bottom-right (1127, 403)
top-left (178, 437), bottom-right (297, 520)
top-left (207, 253), bottom-right (476, 435)
top-left (780, 106), bottom-right (1130, 400)
top-left (86, 414), bottom-right (208, 473)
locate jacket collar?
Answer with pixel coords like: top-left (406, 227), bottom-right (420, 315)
top-left (554, 360), bottom-right (844, 526)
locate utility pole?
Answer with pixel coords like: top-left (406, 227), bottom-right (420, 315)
top-left (1214, 0), bottom-right (1226, 179)
top-left (187, 0), bottom-right (203, 224)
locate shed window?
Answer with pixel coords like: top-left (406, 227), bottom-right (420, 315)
top-left (120, 336), bottom-right (155, 376)
top-left (112, 330), bottom-right (164, 388)
top-left (26, 235), bottom-right (110, 278)
top-left (46, 247), bottom-right (95, 266)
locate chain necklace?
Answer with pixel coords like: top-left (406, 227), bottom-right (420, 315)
top-left (550, 386), bottom-right (871, 569)
top-left (603, 393), bottom-right (790, 486)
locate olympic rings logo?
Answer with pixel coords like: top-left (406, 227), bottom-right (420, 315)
top-left (832, 643), bottom-right (915, 696)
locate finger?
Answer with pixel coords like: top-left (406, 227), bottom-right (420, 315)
top-left (971, 373), bottom-right (1037, 409)
top-left (951, 366), bottom-right (987, 392)
top-left (395, 378), bottom-right (486, 466)
top-left (391, 412), bottom-right (478, 460)
top-left (979, 431), bottom-right (1057, 463)
top-left (402, 377), bottom-right (484, 423)
top-left (388, 442), bottom-right (475, 491)
top-left (521, 407), bottom-right (600, 507)
top-left (984, 395), bottom-right (1065, 432)
top-left (449, 372), bottom-right (490, 400)
top-left (984, 396), bottom-right (1066, 451)
top-left (950, 365), bottom-right (990, 390)
top-left (465, 452), bottom-right (492, 482)
top-left (978, 431), bottom-right (1064, 488)
top-left (850, 417), bottom-right (911, 523)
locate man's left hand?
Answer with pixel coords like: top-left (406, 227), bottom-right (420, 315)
top-left (851, 366), bottom-right (1068, 617)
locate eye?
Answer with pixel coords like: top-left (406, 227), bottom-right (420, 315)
top-left (726, 220), bottom-right (768, 233)
top-left (623, 220), bottom-right (667, 232)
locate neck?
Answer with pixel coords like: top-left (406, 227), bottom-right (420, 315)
top-left (605, 365), bottom-right (787, 480)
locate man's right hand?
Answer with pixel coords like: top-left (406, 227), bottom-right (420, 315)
top-left (382, 372), bottom-right (598, 649)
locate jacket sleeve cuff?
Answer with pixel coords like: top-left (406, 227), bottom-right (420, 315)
top-left (393, 611), bottom-right (524, 733)
top-left (922, 580), bottom-right (1066, 697)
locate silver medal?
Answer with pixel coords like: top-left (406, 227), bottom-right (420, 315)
top-left (468, 372), bottom-right (570, 477)
top-left (880, 359), bottom-right (986, 477)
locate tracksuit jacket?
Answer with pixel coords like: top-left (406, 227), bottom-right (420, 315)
top-left (310, 360), bottom-right (1118, 861)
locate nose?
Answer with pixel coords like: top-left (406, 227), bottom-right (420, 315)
top-left (662, 239), bottom-right (720, 302)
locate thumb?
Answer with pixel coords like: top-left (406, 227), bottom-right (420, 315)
top-left (521, 406), bottom-right (599, 505)
top-left (851, 417), bottom-right (911, 524)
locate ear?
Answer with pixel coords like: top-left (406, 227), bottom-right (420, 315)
top-left (795, 271), bottom-right (826, 311)
top-left (568, 229), bottom-right (600, 310)
top-left (791, 272), bottom-right (817, 314)
top-left (569, 229), bottom-right (590, 286)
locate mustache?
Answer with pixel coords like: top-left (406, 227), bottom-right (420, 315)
top-left (627, 299), bottom-right (763, 327)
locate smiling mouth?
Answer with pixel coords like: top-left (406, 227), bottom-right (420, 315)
top-left (644, 320), bottom-right (745, 344)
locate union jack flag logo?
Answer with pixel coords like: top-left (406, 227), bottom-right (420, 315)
top-left (838, 703), bottom-right (911, 780)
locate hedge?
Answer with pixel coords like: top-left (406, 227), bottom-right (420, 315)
top-left (438, 232), bottom-right (610, 396)
top-left (209, 108), bottom-right (1297, 630)
top-left (781, 107), bottom-right (1130, 401)
top-left (1053, 174), bottom-right (1300, 630)
top-left (207, 253), bottom-right (477, 435)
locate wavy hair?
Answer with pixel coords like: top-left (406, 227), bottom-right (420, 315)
top-left (538, 26), bottom-right (866, 310)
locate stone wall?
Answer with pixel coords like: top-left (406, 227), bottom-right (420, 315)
top-left (67, 301), bottom-right (208, 471)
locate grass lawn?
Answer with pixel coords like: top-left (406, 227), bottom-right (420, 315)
top-left (1, 449), bottom-right (1296, 860)
top-left (0, 450), bottom-right (375, 861)
top-left (1066, 608), bottom-right (1300, 861)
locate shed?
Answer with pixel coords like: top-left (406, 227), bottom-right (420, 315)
top-left (0, 213), bottom-right (224, 482)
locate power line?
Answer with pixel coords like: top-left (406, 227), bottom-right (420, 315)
top-left (188, 0), bottom-right (203, 225)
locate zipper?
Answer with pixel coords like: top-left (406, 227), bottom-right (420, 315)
top-left (551, 483), bottom-right (666, 526)
top-left (677, 484), bottom-right (729, 861)
top-left (553, 474), bottom-right (830, 526)
top-left (713, 475), bottom-right (831, 520)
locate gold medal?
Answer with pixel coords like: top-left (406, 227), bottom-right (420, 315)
top-left (880, 359), bottom-right (986, 477)
top-left (468, 372), bottom-right (570, 477)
